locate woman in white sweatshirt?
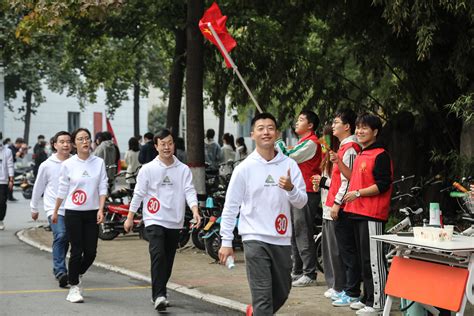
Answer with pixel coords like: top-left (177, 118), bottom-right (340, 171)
top-left (53, 128), bottom-right (107, 303)
top-left (31, 131), bottom-right (72, 288)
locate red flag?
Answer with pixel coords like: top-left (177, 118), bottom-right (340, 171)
top-left (199, 2), bottom-right (237, 68)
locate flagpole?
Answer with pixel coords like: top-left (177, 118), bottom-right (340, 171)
top-left (207, 22), bottom-right (263, 114)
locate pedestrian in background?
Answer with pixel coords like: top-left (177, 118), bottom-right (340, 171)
top-left (93, 131), bottom-right (117, 190)
top-left (124, 129), bottom-right (201, 311)
top-left (33, 139), bottom-right (48, 178)
top-left (204, 129), bottom-right (221, 170)
top-left (138, 132), bottom-right (157, 164)
top-left (221, 133), bottom-right (235, 162)
top-left (124, 137), bottom-right (141, 189)
top-left (7, 137), bottom-right (26, 201)
top-left (31, 131), bottom-right (72, 288)
top-left (0, 132), bottom-right (14, 230)
top-left (276, 110), bottom-right (322, 287)
top-left (219, 113), bottom-right (307, 316)
top-left (53, 127), bottom-right (107, 303)
top-left (235, 137), bottom-right (248, 162)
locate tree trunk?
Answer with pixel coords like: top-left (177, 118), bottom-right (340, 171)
top-left (166, 28), bottom-right (186, 139)
top-left (133, 71), bottom-right (140, 138)
top-left (23, 89), bottom-right (33, 143)
top-left (217, 95), bottom-right (225, 146)
top-left (186, 0), bottom-right (205, 194)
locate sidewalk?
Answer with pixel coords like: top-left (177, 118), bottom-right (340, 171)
top-left (21, 227), bottom-right (402, 315)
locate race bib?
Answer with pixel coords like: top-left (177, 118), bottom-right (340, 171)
top-left (275, 214), bottom-right (288, 235)
top-left (72, 190), bottom-right (87, 206)
top-left (147, 197), bottom-right (160, 214)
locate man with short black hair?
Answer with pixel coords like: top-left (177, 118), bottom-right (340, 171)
top-left (219, 112), bottom-right (308, 315)
top-left (204, 129), bottom-right (221, 169)
top-left (125, 129), bottom-right (201, 311)
top-left (276, 109), bottom-right (322, 287)
top-left (7, 137), bottom-right (26, 201)
top-left (138, 132), bottom-right (158, 164)
top-left (343, 113), bottom-right (393, 315)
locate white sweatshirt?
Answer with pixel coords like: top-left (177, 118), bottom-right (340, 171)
top-left (0, 145), bottom-right (14, 184)
top-left (30, 154), bottom-right (70, 217)
top-left (333, 135), bottom-right (358, 205)
top-left (57, 155), bottom-right (108, 210)
top-left (129, 156), bottom-right (198, 229)
top-left (220, 150), bottom-right (307, 247)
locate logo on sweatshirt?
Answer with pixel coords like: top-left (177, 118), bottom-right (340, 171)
top-left (82, 170), bottom-right (90, 177)
top-left (359, 161), bottom-right (367, 173)
top-left (162, 176), bottom-right (173, 185)
top-left (264, 175), bottom-right (277, 187)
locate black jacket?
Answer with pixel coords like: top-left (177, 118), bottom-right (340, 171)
top-left (138, 141), bottom-right (157, 164)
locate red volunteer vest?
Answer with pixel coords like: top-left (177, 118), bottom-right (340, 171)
top-left (326, 141), bottom-right (361, 208)
top-left (297, 132), bottom-right (322, 192)
top-left (344, 147), bottom-right (393, 221)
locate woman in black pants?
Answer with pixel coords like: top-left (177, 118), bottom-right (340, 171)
top-left (53, 128), bottom-right (107, 303)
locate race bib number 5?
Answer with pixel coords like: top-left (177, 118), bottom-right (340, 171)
top-left (275, 214), bottom-right (288, 235)
top-left (147, 197), bottom-right (160, 214)
top-left (72, 190), bottom-right (87, 206)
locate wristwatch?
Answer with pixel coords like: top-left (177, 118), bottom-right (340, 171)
top-left (355, 190), bottom-right (361, 198)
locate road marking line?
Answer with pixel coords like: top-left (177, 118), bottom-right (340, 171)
top-left (0, 286), bottom-right (151, 295)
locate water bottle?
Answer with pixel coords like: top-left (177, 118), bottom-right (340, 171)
top-left (206, 197), bottom-right (214, 208)
top-left (226, 256), bottom-right (235, 269)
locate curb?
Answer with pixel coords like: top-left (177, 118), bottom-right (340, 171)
top-left (17, 228), bottom-right (247, 313)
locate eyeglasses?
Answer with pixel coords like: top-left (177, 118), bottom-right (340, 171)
top-left (76, 137), bottom-right (91, 143)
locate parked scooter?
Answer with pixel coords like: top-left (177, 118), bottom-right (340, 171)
top-left (19, 169), bottom-right (35, 199)
top-left (99, 167), bottom-right (145, 240)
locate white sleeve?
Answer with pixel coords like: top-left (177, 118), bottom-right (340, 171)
top-left (98, 160), bottom-right (108, 196)
top-left (287, 161), bottom-right (308, 209)
top-left (30, 163), bottom-right (47, 213)
top-left (6, 149), bottom-right (14, 176)
top-left (183, 167), bottom-right (198, 208)
top-left (56, 164), bottom-right (69, 200)
top-left (129, 167), bottom-right (148, 213)
top-left (334, 147), bottom-right (357, 204)
top-left (220, 168), bottom-right (245, 247)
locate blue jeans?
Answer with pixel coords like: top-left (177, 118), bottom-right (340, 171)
top-left (48, 215), bottom-right (69, 277)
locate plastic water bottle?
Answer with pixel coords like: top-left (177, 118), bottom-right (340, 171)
top-left (206, 197), bottom-right (214, 208)
top-left (226, 256), bottom-right (235, 269)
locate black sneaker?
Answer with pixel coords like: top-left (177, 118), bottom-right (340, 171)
top-left (8, 197), bottom-right (18, 202)
top-left (58, 273), bottom-right (69, 288)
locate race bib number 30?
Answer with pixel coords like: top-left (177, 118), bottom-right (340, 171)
top-left (72, 190), bottom-right (87, 206)
top-left (275, 214), bottom-right (288, 235)
top-left (147, 197), bottom-right (160, 214)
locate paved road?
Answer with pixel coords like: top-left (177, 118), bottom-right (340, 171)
top-left (0, 194), bottom-right (239, 315)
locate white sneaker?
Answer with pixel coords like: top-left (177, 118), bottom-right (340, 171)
top-left (0, 221), bottom-right (4, 230)
top-left (151, 297), bottom-right (170, 307)
top-left (292, 275), bottom-right (315, 287)
top-left (356, 306), bottom-right (383, 315)
top-left (350, 301), bottom-right (366, 310)
top-left (66, 285), bottom-right (84, 303)
top-left (154, 296), bottom-right (167, 311)
top-left (324, 288), bottom-right (337, 298)
top-left (291, 273), bottom-right (302, 281)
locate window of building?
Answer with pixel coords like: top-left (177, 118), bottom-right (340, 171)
top-left (68, 112), bottom-right (80, 133)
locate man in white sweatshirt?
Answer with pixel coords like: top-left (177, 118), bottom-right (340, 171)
top-left (0, 132), bottom-right (14, 230)
top-left (31, 131), bottom-right (72, 288)
top-left (124, 129), bottom-right (201, 312)
top-left (218, 113), bottom-right (308, 316)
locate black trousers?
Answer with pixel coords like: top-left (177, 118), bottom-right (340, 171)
top-left (334, 210), bottom-right (361, 297)
top-left (65, 209), bottom-right (99, 285)
top-left (353, 219), bottom-right (387, 309)
top-left (147, 225), bottom-right (180, 300)
top-left (0, 184), bottom-right (8, 221)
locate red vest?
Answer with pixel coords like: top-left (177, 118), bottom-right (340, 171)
top-left (326, 141), bottom-right (361, 208)
top-left (344, 148), bottom-right (393, 221)
top-left (298, 132), bottom-right (322, 192)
